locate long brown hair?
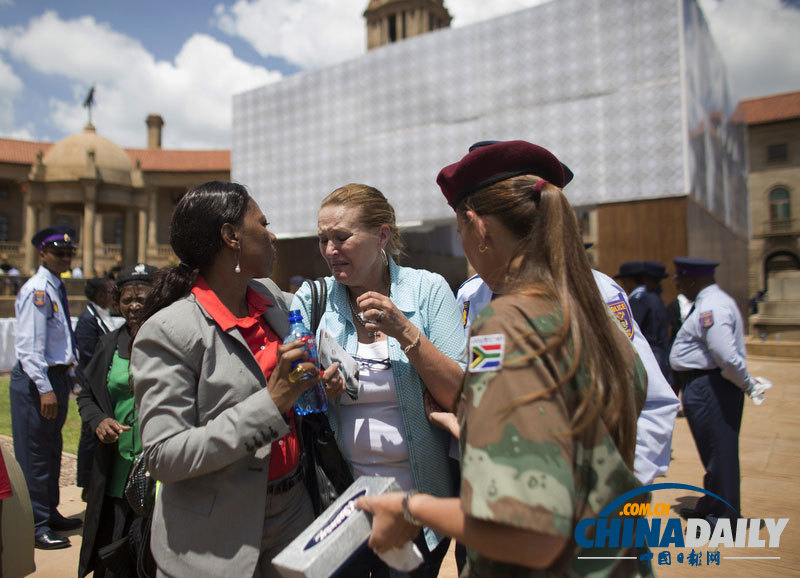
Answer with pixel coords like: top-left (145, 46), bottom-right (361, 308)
top-left (320, 184), bottom-right (406, 258)
top-left (458, 175), bottom-right (639, 466)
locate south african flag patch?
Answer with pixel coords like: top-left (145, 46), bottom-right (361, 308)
top-left (469, 334), bottom-right (505, 373)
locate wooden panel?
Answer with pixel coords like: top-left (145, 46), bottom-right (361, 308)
top-left (596, 197), bottom-right (688, 305)
top-left (687, 197), bottom-right (750, 319)
top-left (272, 237), bottom-right (329, 291)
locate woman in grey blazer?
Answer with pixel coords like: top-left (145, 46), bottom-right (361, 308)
top-left (130, 182), bottom-right (343, 578)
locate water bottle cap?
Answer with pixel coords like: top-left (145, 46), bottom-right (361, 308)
top-left (288, 309), bottom-right (303, 322)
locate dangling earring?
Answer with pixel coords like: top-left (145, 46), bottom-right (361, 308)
top-left (478, 243), bottom-right (488, 253)
top-left (381, 248), bottom-right (388, 267)
top-left (234, 246), bottom-right (241, 273)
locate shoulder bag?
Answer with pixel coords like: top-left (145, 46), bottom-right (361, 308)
top-left (300, 278), bottom-right (355, 515)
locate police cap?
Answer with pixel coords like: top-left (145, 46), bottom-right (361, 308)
top-left (613, 261), bottom-right (644, 279)
top-left (642, 261), bottom-right (668, 279)
top-left (437, 140), bottom-right (574, 209)
top-left (31, 224), bottom-right (77, 250)
top-left (673, 257), bottom-right (719, 277)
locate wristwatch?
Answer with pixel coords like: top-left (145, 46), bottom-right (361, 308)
top-left (402, 489), bottom-right (422, 526)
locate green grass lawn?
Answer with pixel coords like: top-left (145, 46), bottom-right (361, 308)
top-left (0, 374), bottom-right (83, 455)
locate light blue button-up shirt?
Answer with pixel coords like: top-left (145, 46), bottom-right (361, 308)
top-left (15, 265), bottom-right (77, 394)
top-left (456, 271), bottom-right (680, 485)
top-left (291, 258), bottom-right (466, 550)
top-left (669, 283), bottom-right (754, 393)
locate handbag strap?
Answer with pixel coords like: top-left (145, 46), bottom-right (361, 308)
top-left (306, 277), bottom-right (327, 334)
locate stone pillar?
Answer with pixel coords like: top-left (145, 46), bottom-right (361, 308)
top-left (39, 203), bottom-right (52, 229)
top-left (123, 207), bottom-right (136, 265)
top-left (83, 200), bottom-right (96, 277)
top-left (147, 187), bottom-right (158, 249)
top-left (138, 207), bottom-right (147, 263)
top-left (24, 202), bottom-right (38, 274)
top-left (94, 214), bottom-right (104, 246)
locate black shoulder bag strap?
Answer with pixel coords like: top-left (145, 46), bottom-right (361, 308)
top-left (299, 277), bottom-right (352, 514)
top-left (307, 278), bottom-right (324, 334)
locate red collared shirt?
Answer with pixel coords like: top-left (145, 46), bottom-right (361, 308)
top-left (192, 276), bottom-right (299, 480)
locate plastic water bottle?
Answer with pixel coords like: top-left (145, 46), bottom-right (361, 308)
top-left (287, 309), bottom-right (328, 415)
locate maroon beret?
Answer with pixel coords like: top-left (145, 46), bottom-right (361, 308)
top-left (436, 140), bottom-right (573, 209)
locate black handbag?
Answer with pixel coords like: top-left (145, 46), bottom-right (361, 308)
top-left (300, 278), bottom-right (354, 515)
top-left (124, 453), bottom-right (156, 518)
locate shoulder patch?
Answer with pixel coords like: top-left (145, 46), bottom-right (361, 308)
top-left (607, 295), bottom-right (635, 340)
top-left (462, 301), bottom-right (470, 328)
top-left (700, 311), bottom-right (714, 328)
top-left (32, 290), bottom-right (47, 307)
top-left (469, 334), bottom-right (505, 372)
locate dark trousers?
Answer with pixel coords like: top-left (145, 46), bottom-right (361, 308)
top-left (9, 361), bottom-right (70, 536)
top-left (681, 369), bottom-right (744, 521)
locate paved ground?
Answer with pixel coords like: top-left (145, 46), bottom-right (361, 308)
top-left (15, 355), bottom-right (800, 577)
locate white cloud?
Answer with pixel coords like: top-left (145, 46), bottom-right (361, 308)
top-left (2, 1), bottom-right (798, 147)
top-left (214, 0), bottom-right (366, 68)
top-left (211, 0), bottom-right (553, 69)
top-left (0, 53), bottom-right (23, 129)
top-left (698, 0), bottom-right (800, 101)
top-left (2, 10), bottom-right (283, 148)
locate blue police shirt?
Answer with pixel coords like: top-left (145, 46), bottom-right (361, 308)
top-left (14, 265), bottom-right (77, 394)
top-left (669, 284), bottom-right (754, 393)
top-left (456, 271), bottom-right (680, 485)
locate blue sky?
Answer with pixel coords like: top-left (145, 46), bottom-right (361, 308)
top-left (1, 0), bottom-right (799, 149)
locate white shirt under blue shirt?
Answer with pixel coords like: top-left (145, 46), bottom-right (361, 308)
top-left (456, 272), bottom-right (680, 485)
top-left (15, 265), bottom-right (77, 394)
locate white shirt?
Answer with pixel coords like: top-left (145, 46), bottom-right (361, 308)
top-left (339, 340), bottom-right (414, 491)
top-left (456, 271), bottom-right (680, 485)
top-left (670, 284), bottom-right (754, 393)
top-left (676, 293), bottom-right (694, 322)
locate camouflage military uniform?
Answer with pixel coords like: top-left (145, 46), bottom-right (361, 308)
top-left (458, 294), bottom-right (651, 577)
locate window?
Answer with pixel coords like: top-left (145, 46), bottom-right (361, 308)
top-left (769, 187), bottom-right (791, 230)
top-left (767, 143), bottom-right (788, 163)
top-left (388, 14), bottom-right (396, 42)
top-left (114, 218), bottom-right (123, 245)
top-left (0, 215), bottom-right (8, 242)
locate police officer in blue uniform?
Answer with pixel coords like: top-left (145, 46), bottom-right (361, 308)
top-left (10, 224), bottom-right (84, 549)
top-left (614, 261), bottom-right (671, 381)
top-left (612, 261), bottom-right (643, 296)
top-left (669, 257), bottom-right (771, 529)
top-left (639, 261), bottom-right (671, 380)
